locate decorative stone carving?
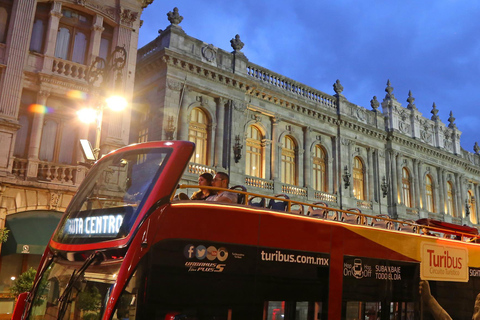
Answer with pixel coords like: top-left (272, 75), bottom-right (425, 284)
top-left (167, 79), bottom-right (183, 91)
top-left (399, 121), bottom-right (410, 134)
top-left (74, 0), bottom-right (86, 6)
top-left (202, 44), bottom-right (216, 62)
top-left (196, 96), bottom-right (208, 106)
top-left (474, 142), bottom-right (480, 155)
top-left (120, 8), bottom-right (139, 25)
top-left (421, 130), bottom-right (433, 143)
top-left (50, 193), bottom-right (60, 209)
top-left (448, 111), bottom-right (457, 129)
top-left (230, 34), bottom-right (244, 52)
top-left (333, 79), bottom-right (343, 95)
top-left (384, 79), bottom-right (395, 100)
top-left (431, 102), bottom-right (439, 121)
top-left (140, 0), bottom-right (154, 9)
top-left (406, 90), bottom-right (417, 110)
top-left (254, 115), bottom-right (262, 123)
top-left (231, 100), bottom-right (245, 111)
top-left (167, 7), bottom-right (183, 25)
top-left (356, 108), bottom-right (366, 121)
top-left (370, 96), bottom-right (379, 112)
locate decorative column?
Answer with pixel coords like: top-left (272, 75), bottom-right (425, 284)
top-left (214, 98), bottom-right (226, 168)
top-left (270, 117), bottom-right (280, 181)
top-left (412, 159), bottom-right (419, 209)
top-left (88, 14), bottom-right (104, 65)
top-left (417, 161), bottom-right (425, 211)
top-left (396, 153), bottom-right (402, 205)
top-left (367, 147), bottom-right (374, 202)
top-left (303, 127), bottom-right (312, 189)
top-left (436, 167), bottom-right (445, 215)
top-left (26, 91), bottom-right (50, 178)
top-left (390, 151), bottom-right (398, 205)
top-left (42, 2), bottom-right (62, 72)
top-left (177, 86), bottom-right (190, 141)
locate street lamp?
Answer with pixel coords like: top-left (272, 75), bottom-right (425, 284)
top-left (78, 46), bottom-right (128, 162)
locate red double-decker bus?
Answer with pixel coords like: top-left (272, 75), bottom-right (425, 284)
top-left (12, 141), bottom-right (480, 320)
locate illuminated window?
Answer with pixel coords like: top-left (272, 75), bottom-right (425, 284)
top-left (402, 168), bottom-right (412, 208)
top-left (55, 8), bottom-right (92, 64)
top-left (353, 157), bottom-right (365, 200)
top-left (281, 135), bottom-right (296, 185)
top-left (425, 175), bottom-right (435, 213)
top-left (246, 125), bottom-right (264, 178)
top-left (447, 182), bottom-right (455, 216)
top-left (188, 108), bottom-right (208, 165)
top-left (312, 145), bottom-right (327, 192)
top-left (468, 190), bottom-right (476, 224)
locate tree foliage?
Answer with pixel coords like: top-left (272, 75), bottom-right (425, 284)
top-left (10, 267), bottom-right (36, 297)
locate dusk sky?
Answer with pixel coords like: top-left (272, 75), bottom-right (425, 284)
top-left (138, 1), bottom-right (480, 153)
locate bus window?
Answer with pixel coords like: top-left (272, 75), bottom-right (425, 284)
top-left (265, 301), bottom-right (321, 320)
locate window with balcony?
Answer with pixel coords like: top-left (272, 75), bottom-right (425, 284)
top-left (447, 181), bottom-right (455, 217)
top-left (246, 125), bottom-right (264, 178)
top-left (29, 3), bottom-right (50, 53)
top-left (402, 168), bottom-right (412, 208)
top-left (99, 23), bottom-right (113, 61)
top-left (54, 8), bottom-right (92, 64)
top-left (188, 108), bottom-right (209, 165)
top-left (281, 135), bottom-right (296, 185)
top-left (425, 175), bottom-right (435, 213)
top-left (312, 145), bottom-right (327, 192)
top-left (353, 157), bottom-right (365, 200)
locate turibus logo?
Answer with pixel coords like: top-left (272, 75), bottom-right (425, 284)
top-left (421, 243), bottom-right (468, 282)
top-left (184, 244), bottom-right (228, 262)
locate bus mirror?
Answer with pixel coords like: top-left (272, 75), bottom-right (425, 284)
top-left (11, 292), bottom-right (28, 320)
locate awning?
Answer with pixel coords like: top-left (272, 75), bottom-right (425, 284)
top-left (1, 211), bottom-right (63, 256)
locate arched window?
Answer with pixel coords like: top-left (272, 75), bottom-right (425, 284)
top-left (246, 125), bottom-right (264, 178)
top-left (281, 135), bottom-right (296, 185)
top-left (54, 8), bottom-right (92, 64)
top-left (402, 168), bottom-right (412, 208)
top-left (468, 190), bottom-right (476, 224)
top-left (447, 182), bottom-right (455, 217)
top-left (353, 157), bottom-right (365, 200)
top-left (312, 145), bottom-right (327, 192)
top-left (425, 175), bottom-right (435, 213)
top-left (188, 108), bottom-right (208, 165)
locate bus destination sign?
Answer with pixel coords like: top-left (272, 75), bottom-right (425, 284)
top-left (64, 214), bottom-right (124, 237)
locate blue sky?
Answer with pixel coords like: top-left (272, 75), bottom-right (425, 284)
top-left (138, 1), bottom-right (480, 152)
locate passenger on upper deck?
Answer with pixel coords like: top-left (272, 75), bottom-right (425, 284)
top-left (206, 172), bottom-right (238, 204)
top-left (190, 173), bottom-right (216, 200)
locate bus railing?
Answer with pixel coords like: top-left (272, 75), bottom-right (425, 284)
top-left (174, 184), bottom-right (479, 242)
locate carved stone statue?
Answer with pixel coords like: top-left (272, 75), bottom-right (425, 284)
top-left (333, 79), bottom-right (343, 95)
top-left (431, 102), bottom-right (439, 121)
top-left (385, 79), bottom-right (395, 100)
top-left (474, 142), bottom-right (480, 155)
top-left (370, 96), bottom-right (379, 112)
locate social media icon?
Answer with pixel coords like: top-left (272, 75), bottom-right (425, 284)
top-left (184, 244), bottom-right (195, 259)
top-left (206, 246), bottom-right (218, 261)
top-left (196, 245), bottom-right (206, 259)
top-left (217, 247), bottom-right (228, 261)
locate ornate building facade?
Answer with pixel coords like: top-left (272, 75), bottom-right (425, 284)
top-left (134, 8), bottom-right (480, 230)
top-left (0, 0), bottom-right (152, 301)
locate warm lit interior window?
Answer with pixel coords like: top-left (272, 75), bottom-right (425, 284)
top-left (246, 125), bottom-right (263, 178)
top-left (468, 190), bottom-right (476, 223)
top-left (281, 135), bottom-right (296, 185)
top-left (402, 168), bottom-right (412, 208)
top-left (188, 108), bottom-right (208, 165)
top-left (313, 145), bottom-right (327, 192)
top-left (353, 157), bottom-right (365, 200)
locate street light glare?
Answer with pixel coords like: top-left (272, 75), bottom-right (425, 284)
top-left (77, 108), bottom-right (97, 124)
top-left (106, 95), bottom-right (128, 112)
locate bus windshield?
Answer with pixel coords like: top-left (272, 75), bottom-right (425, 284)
top-left (53, 148), bottom-right (170, 244)
top-left (27, 255), bottom-right (121, 320)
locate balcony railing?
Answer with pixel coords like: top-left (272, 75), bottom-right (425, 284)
top-left (12, 158), bottom-right (82, 186)
top-left (282, 184), bottom-right (307, 197)
top-left (356, 200), bottom-right (373, 210)
top-left (314, 190), bottom-right (337, 203)
top-left (188, 163), bottom-right (215, 175)
top-left (52, 58), bottom-right (87, 81)
top-left (245, 176), bottom-right (274, 190)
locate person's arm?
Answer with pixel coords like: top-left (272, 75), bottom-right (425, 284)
top-left (419, 280), bottom-right (452, 320)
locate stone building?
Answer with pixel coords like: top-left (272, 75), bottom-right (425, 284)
top-left (134, 8), bottom-right (480, 229)
top-left (0, 0), bottom-right (152, 304)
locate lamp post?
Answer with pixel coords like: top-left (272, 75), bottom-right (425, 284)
top-left (78, 46), bottom-right (128, 162)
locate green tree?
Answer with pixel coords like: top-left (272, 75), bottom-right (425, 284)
top-left (10, 267), bottom-right (36, 297)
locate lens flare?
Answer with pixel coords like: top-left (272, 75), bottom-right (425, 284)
top-left (67, 90), bottom-right (88, 100)
top-left (77, 108), bottom-right (97, 124)
top-left (28, 104), bottom-right (49, 114)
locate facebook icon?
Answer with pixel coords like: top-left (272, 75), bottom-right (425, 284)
top-left (184, 244), bottom-right (195, 259)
